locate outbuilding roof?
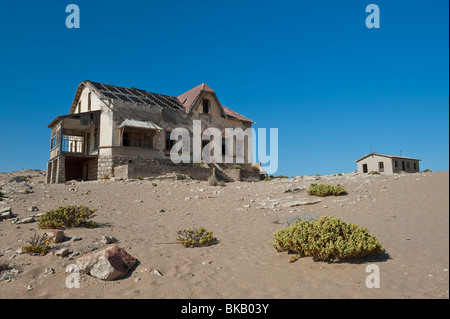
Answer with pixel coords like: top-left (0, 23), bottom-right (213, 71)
top-left (355, 153), bottom-right (421, 162)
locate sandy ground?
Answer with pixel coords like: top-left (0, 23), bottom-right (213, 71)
top-left (0, 170), bottom-right (448, 299)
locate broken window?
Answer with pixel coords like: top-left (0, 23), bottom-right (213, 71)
top-left (88, 92), bottom-right (91, 111)
top-left (62, 135), bottom-right (84, 153)
top-left (122, 129), bottom-right (153, 149)
top-left (203, 100), bottom-right (210, 114)
top-left (166, 131), bottom-right (175, 151)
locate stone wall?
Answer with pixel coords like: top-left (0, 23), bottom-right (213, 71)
top-left (114, 164), bottom-right (212, 180)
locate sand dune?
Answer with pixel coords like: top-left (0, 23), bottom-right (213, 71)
top-left (0, 170), bottom-right (448, 299)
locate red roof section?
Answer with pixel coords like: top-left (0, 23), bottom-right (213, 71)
top-left (177, 83), bottom-right (214, 111)
top-left (177, 83), bottom-right (253, 123)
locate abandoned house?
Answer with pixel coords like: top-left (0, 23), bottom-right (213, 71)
top-left (46, 81), bottom-right (260, 183)
top-left (355, 153), bottom-right (421, 174)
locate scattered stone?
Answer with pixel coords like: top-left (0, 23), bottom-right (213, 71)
top-left (158, 209), bottom-right (165, 213)
top-left (101, 236), bottom-right (118, 245)
top-left (27, 285), bottom-right (33, 291)
top-left (0, 207), bottom-right (11, 219)
top-left (19, 217), bottom-right (36, 224)
top-left (46, 230), bottom-right (65, 243)
top-left (76, 246), bottom-right (137, 281)
top-left (28, 206), bottom-right (39, 212)
top-left (70, 236), bottom-right (82, 242)
top-left (282, 198), bottom-right (323, 207)
top-left (55, 248), bottom-right (70, 257)
top-left (150, 268), bottom-right (163, 276)
top-left (202, 261), bottom-right (212, 265)
top-left (16, 248), bottom-right (24, 254)
top-left (2, 273), bottom-right (14, 281)
top-left (44, 267), bottom-right (55, 275)
top-left (135, 277), bottom-right (141, 282)
top-left (134, 200), bottom-right (143, 203)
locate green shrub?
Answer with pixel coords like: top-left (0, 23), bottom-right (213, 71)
top-left (307, 183), bottom-right (347, 197)
top-left (38, 205), bottom-right (98, 229)
top-left (315, 174), bottom-right (321, 177)
top-left (368, 171), bottom-right (381, 175)
top-left (176, 227), bottom-right (215, 247)
top-left (249, 165), bottom-right (260, 172)
top-left (264, 177), bottom-right (272, 181)
top-left (137, 175), bottom-right (142, 180)
top-left (9, 176), bottom-right (29, 183)
top-left (273, 216), bottom-right (384, 262)
top-left (193, 163), bottom-right (207, 169)
top-left (21, 232), bottom-right (51, 256)
top-left (102, 174), bottom-right (110, 180)
top-left (208, 175), bottom-right (218, 186)
top-left (231, 165), bottom-right (242, 169)
top-left (152, 182), bottom-right (157, 187)
top-left (337, 173), bottom-right (343, 176)
top-left (422, 169), bottom-right (432, 172)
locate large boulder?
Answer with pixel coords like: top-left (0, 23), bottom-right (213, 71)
top-left (76, 246), bottom-right (137, 281)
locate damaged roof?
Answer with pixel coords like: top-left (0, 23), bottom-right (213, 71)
top-left (75, 81), bottom-right (254, 123)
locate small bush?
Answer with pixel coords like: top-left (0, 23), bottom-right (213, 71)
top-left (102, 174), bottom-right (110, 180)
top-left (307, 183), bottom-right (347, 197)
top-left (264, 177), bottom-right (272, 181)
top-left (21, 232), bottom-right (51, 256)
top-left (38, 181), bottom-right (45, 184)
top-left (337, 173), bottom-right (343, 176)
top-left (176, 227), bottom-right (215, 247)
top-left (422, 169), bottom-right (432, 172)
top-left (38, 205), bottom-right (98, 229)
top-left (368, 171), bottom-right (381, 175)
top-left (193, 163), bottom-right (206, 169)
top-left (9, 176), bottom-right (29, 183)
top-left (249, 165), bottom-right (260, 172)
top-left (152, 182), bottom-right (157, 187)
top-left (231, 165), bottom-right (242, 169)
top-left (137, 175), bottom-right (142, 180)
top-left (208, 175), bottom-right (219, 186)
top-left (315, 174), bottom-right (321, 177)
top-left (273, 216), bottom-right (385, 262)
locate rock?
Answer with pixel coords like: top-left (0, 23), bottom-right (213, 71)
top-left (2, 272), bottom-right (14, 281)
top-left (100, 236), bottom-right (118, 245)
top-left (76, 246), bottom-right (137, 281)
top-left (46, 230), bottom-right (65, 243)
top-left (0, 207), bottom-right (11, 219)
top-left (27, 285), bottom-right (33, 291)
top-left (19, 217), bottom-right (36, 224)
top-left (70, 236), bottom-right (82, 242)
top-left (44, 267), bottom-right (55, 275)
top-left (158, 209), bottom-right (165, 213)
top-left (16, 248), bottom-right (24, 254)
top-left (55, 248), bottom-right (70, 257)
top-left (134, 199), bottom-right (143, 203)
top-left (28, 206), bottom-right (39, 212)
top-left (282, 198), bottom-right (323, 207)
top-left (150, 268), bottom-right (163, 276)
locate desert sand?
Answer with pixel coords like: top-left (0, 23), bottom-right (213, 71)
top-left (0, 170), bottom-right (448, 299)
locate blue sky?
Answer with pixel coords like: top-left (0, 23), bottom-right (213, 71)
top-left (0, 0), bottom-right (448, 176)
